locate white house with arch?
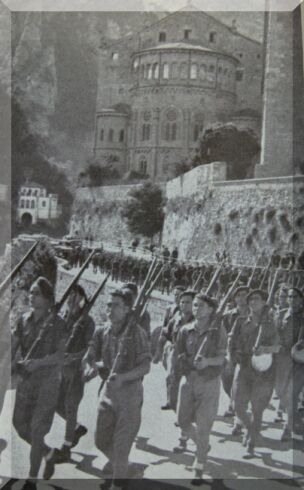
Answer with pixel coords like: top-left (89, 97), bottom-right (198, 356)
top-left (17, 182), bottom-right (62, 226)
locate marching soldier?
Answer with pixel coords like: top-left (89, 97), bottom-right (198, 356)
top-left (222, 286), bottom-right (249, 434)
top-left (175, 293), bottom-right (227, 484)
top-left (230, 289), bottom-right (279, 458)
top-left (275, 287), bottom-right (304, 441)
top-left (50, 285), bottom-right (95, 464)
top-left (11, 277), bottom-right (67, 482)
top-left (82, 289), bottom-right (151, 489)
top-left (161, 290), bottom-right (195, 413)
top-left (122, 282), bottom-right (151, 339)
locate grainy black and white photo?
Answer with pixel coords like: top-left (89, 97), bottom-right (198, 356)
top-left (0, 1), bottom-right (304, 489)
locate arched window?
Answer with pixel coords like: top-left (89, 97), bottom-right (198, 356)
top-left (180, 62), bottom-right (188, 79)
top-left (108, 129), bottom-right (114, 142)
top-left (100, 129), bottom-right (104, 141)
top-left (42, 200), bottom-right (46, 207)
top-left (133, 58), bottom-right (139, 72)
top-left (148, 64), bottom-right (153, 79)
top-left (119, 129), bottom-right (125, 142)
top-left (152, 63), bottom-right (159, 79)
top-left (190, 63), bottom-right (198, 79)
top-left (142, 124), bottom-right (151, 141)
top-left (31, 200), bottom-right (35, 209)
top-left (159, 31), bottom-right (166, 42)
top-left (209, 32), bottom-right (217, 43)
top-left (139, 158), bottom-right (147, 175)
top-left (171, 62), bottom-right (178, 79)
top-left (171, 123), bottom-right (177, 141)
top-left (162, 63), bottom-right (169, 79)
top-left (193, 124), bottom-right (204, 141)
top-left (26, 200), bottom-right (30, 209)
top-left (20, 199), bottom-right (24, 208)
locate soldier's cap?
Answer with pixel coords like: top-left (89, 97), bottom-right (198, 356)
top-left (247, 289), bottom-right (268, 302)
top-left (287, 286), bottom-right (303, 298)
top-left (110, 288), bottom-right (133, 308)
top-left (180, 289), bottom-right (196, 300)
top-left (232, 286), bottom-right (249, 299)
top-left (71, 284), bottom-right (88, 302)
top-left (194, 293), bottom-right (218, 310)
top-left (31, 276), bottom-right (55, 304)
top-left (172, 281), bottom-right (186, 290)
top-left (124, 282), bottom-right (138, 295)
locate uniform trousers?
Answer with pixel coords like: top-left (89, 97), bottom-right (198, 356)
top-left (233, 363), bottom-right (275, 446)
top-left (95, 380), bottom-right (143, 481)
top-left (57, 364), bottom-right (84, 443)
top-left (13, 370), bottom-right (61, 476)
top-left (275, 355), bottom-right (304, 432)
top-left (164, 343), bottom-right (181, 410)
top-left (177, 371), bottom-right (221, 469)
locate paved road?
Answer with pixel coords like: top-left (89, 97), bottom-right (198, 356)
top-left (0, 359), bottom-right (303, 488)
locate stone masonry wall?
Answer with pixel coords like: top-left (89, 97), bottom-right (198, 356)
top-left (163, 172), bottom-right (304, 265)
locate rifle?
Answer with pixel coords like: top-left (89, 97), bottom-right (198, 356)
top-left (65, 273), bottom-right (110, 354)
top-left (246, 260), bottom-right (259, 288)
top-left (0, 241), bottom-right (38, 298)
top-left (193, 266), bottom-right (205, 291)
top-left (205, 262), bottom-right (224, 295)
top-left (259, 257), bottom-right (272, 290)
top-left (194, 270), bottom-right (242, 363)
top-left (18, 249), bottom-right (96, 368)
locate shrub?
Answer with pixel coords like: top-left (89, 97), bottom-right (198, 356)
top-left (267, 226), bottom-right (277, 243)
top-left (278, 213), bottom-right (292, 232)
top-left (229, 209), bottom-right (239, 221)
top-left (265, 209), bottom-right (276, 223)
top-left (214, 223), bottom-right (222, 235)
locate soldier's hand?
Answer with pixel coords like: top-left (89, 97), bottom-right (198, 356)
top-left (82, 365), bottom-right (98, 382)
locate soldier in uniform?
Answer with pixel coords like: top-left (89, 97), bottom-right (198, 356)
top-left (175, 293), bottom-right (227, 484)
top-left (122, 283), bottom-right (151, 340)
top-left (222, 286), bottom-right (249, 434)
top-left (49, 285), bottom-right (96, 465)
top-left (160, 290), bottom-right (195, 413)
top-left (275, 287), bottom-right (304, 441)
top-left (230, 289), bottom-right (279, 458)
top-left (11, 277), bottom-right (67, 482)
top-left (82, 289), bottom-right (151, 490)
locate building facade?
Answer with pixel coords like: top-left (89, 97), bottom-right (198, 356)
top-left (17, 182), bottom-right (61, 226)
top-left (93, 9), bottom-right (263, 181)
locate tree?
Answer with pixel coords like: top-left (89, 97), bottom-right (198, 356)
top-left (122, 181), bottom-right (165, 240)
top-left (194, 122), bottom-right (260, 180)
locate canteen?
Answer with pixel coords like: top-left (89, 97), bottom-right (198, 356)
top-left (251, 353), bottom-right (273, 372)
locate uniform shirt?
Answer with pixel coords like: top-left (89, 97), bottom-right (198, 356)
top-left (229, 307), bottom-right (278, 368)
top-left (163, 312), bottom-right (194, 345)
top-left (12, 310), bottom-right (66, 373)
top-left (64, 312), bottom-right (95, 354)
top-left (87, 320), bottom-right (151, 375)
top-left (163, 304), bottom-right (179, 328)
top-left (223, 307), bottom-right (249, 335)
top-left (176, 319), bottom-right (227, 380)
top-left (276, 308), bottom-right (304, 354)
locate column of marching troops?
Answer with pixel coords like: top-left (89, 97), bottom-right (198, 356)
top-left (1, 243), bottom-right (304, 490)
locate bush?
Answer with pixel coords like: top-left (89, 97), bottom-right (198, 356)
top-left (214, 223), bottom-right (222, 235)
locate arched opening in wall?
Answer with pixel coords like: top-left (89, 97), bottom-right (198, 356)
top-left (119, 129), bottom-right (125, 142)
top-left (31, 200), bottom-right (35, 209)
top-left (141, 65), bottom-right (145, 78)
top-left (142, 124), bottom-right (151, 141)
top-left (190, 63), bottom-right (198, 79)
top-left (20, 199), bottom-right (24, 209)
top-left (100, 129), bottom-right (104, 141)
top-left (139, 158), bottom-right (147, 175)
top-left (162, 63), bottom-right (169, 79)
top-left (163, 107), bottom-right (179, 141)
top-left (193, 112), bottom-right (204, 141)
top-left (21, 213), bottom-right (32, 227)
top-left (152, 63), bottom-right (159, 79)
top-left (159, 31), bottom-right (166, 42)
top-left (148, 64), bottom-right (153, 79)
top-left (25, 200), bottom-right (30, 209)
top-left (209, 32), bottom-right (217, 43)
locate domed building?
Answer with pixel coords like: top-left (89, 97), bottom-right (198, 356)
top-left (93, 8), bottom-right (263, 181)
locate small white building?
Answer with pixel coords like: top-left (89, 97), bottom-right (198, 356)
top-left (17, 182), bottom-right (62, 226)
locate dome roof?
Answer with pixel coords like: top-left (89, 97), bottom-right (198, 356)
top-left (140, 42), bottom-right (217, 53)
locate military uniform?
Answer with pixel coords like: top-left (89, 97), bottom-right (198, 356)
top-left (56, 312), bottom-right (95, 445)
top-left (87, 320), bottom-right (151, 481)
top-left (12, 310), bottom-right (66, 477)
top-left (176, 320), bottom-right (227, 471)
top-left (230, 308), bottom-right (278, 451)
top-left (275, 308), bottom-right (304, 436)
